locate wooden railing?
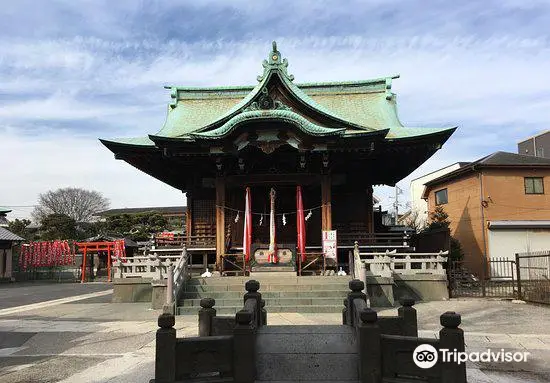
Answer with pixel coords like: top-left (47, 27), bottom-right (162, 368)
top-left (338, 231), bottom-right (412, 249)
top-left (344, 279), bottom-right (466, 383)
top-left (221, 253), bottom-right (248, 276)
top-left (152, 280), bottom-right (264, 383)
top-left (298, 252), bottom-right (325, 276)
top-left (154, 234), bottom-right (216, 249)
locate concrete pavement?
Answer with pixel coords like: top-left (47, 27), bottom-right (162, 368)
top-left (0, 282), bottom-right (112, 310)
top-left (0, 283), bottom-right (548, 382)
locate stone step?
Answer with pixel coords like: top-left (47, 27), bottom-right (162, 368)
top-left (256, 325), bottom-right (358, 381)
top-left (250, 267), bottom-right (295, 273)
top-left (187, 276), bottom-right (352, 286)
top-left (181, 290), bottom-right (348, 300)
top-left (177, 304), bottom-right (344, 315)
top-left (184, 283), bottom-right (350, 293)
top-left (180, 297), bottom-right (344, 307)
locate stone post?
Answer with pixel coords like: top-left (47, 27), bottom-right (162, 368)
top-left (198, 298), bottom-right (216, 337)
top-left (155, 254), bottom-right (163, 280)
top-left (243, 280), bottom-right (262, 327)
top-left (357, 308), bottom-right (381, 383)
top-left (397, 297), bottom-right (417, 336)
top-left (353, 242), bottom-right (360, 279)
top-left (342, 299), bottom-right (348, 325)
top-left (154, 313), bottom-right (176, 383)
top-left (346, 279), bottom-right (367, 326)
top-left (162, 264), bottom-right (174, 314)
top-left (261, 299), bottom-right (267, 326)
top-left (115, 260), bottom-right (123, 279)
top-left (359, 263), bottom-right (367, 295)
top-left (233, 310), bottom-right (256, 383)
top-left (439, 311), bottom-right (467, 383)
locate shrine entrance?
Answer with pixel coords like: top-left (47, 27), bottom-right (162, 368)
top-left (224, 182), bottom-right (322, 274)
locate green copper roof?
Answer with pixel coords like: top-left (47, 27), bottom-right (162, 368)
top-left (386, 126), bottom-right (457, 139)
top-left (100, 136), bottom-right (155, 146)
top-left (0, 207), bottom-right (12, 214)
top-left (101, 41), bottom-right (456, 147)
top-left (190, 109), bottom-right (346, 139)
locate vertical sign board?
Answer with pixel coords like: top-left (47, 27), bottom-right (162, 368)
top-left (322, 230), bottom-right (337, 264)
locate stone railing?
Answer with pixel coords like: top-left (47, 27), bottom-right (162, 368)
top-left (172, 247), bottom-right (189, 304)
top-left (113, 253), bottom-right (182, 279)
top-left (353, 242), bottom-right (448, 278)
top-left (363, 252), bottom-right (449, 277)
top-left (343, 280), bottom-right (417, 336)
top-left (161, 247), bottom-right (190, 314)
top-left (344, 279), bottom-right (466, 383)
top-left (151, 280), bottom-right (264, 383)
top-left (198, 280), bottom-right (266, 337)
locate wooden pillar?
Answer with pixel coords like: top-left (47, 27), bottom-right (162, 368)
top-left (215, 177), bottom-right (226, 271)
top-left (321, 174), bottom-right (332, 231)
top-left (107, 245), bottom-right (111, 283)
top-left (81, 247), bottom-right (87, 283)
top-left (185, 191), bottom-right (193, 244)
top-left (366, 185), bottom-right (374, 233)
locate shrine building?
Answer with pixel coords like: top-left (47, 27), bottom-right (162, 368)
top-left (100, 42), bottom-right (456, 273)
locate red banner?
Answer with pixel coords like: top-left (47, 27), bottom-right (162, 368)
top-left (243, 187), bottom-right (252, 262)
top-left (19, 240), bottom-right (75, 270)
top-left (296, 185), bottom-right (306, 263)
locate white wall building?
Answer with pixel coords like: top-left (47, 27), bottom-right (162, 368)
top-left (409, 162), bottom-right (468, 226)
top-left (488, 221), bottom-right (550, 279)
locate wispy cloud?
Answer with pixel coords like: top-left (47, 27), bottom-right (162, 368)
top-left (1, 1), bottom-right (549, 217)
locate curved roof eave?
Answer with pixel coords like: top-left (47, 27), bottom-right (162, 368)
top-left (99, 137), bottom-right (157, 150)
top-left (189, 109), bottom-right (346, 140)
top-left (385, 126), bottom-right (457, 141)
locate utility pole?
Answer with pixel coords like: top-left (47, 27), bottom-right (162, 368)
top-left (394, 185), bottom-right (402, 225)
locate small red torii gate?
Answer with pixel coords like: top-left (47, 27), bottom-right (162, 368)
top-left (75, 240), bottom-right (125, 283)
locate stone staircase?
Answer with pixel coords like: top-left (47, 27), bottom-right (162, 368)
top-left (255, 325), bottom-right (359, 382)
top-left (177, 275), bottom-right (351, 315)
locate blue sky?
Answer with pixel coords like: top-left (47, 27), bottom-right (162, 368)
top-left (1, 0), bottom-right (550, 219)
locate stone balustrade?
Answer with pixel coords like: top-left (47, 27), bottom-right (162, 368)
top-left (352, 243), bottom-right (450, 306)
top-left (361, 251), bottom-right (449, 277)
top-left (151, 279), bottom-right (263, 383)
top-left (354, 245), bottom-right (448, 278)
top-left (112, 253), bottom-right (182, 279)
top-left (344, 279), bottom-right (466, 383)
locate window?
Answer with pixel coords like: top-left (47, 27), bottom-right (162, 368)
top-left (435, 188), bottom-right (448, 205)
top-left (525, 177), bottom-right (544, 194)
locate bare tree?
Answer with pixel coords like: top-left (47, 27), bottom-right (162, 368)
top-left (402, 209), bottom-right (427, 233)
top-left (32, 187), bottom-right (110, 223)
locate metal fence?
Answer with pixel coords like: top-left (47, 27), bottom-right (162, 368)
top-left (448, 257), bottom-right (517, 298)
top-left (516, 251), bottom-right (550, 305)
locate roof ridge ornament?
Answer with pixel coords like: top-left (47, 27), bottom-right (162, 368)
top-left (244, 87), bottom-right (292, 112)
top-left (257, 41), bottom-right (295, 82)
